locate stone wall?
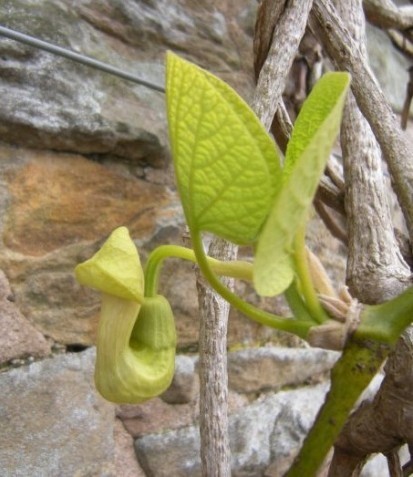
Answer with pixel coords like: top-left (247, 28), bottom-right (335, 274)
top-left (0, 1), bottom-right (407, 476)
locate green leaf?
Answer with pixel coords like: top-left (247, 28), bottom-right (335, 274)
top-left (166, 51), bottom-right (281, 245)
top-left (254, 72), bottom-right (351, 296)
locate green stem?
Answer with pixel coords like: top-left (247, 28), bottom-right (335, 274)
top-left (293, 227), bottom-right (328, 324)
top-left (286, 337), bottom-right (390, 477)
top-left (284, 281), bottom-right (317, 324)
top-left (144, 244), bottom-right (253, 297)
top-left (287, 286), bottom-right (413, 475)
top-left (191, 230), bottom-right (313, 339)
top-left (356, 286), bottom-right (413, 344)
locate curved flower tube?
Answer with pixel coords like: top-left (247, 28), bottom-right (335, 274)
top-left (75, 226), bottom-right (176, 403)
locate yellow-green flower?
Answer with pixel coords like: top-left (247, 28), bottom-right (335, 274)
top-left (75, 226), bottom-right (176, 403)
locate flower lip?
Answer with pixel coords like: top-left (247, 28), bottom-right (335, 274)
top-left (75, 226), bottom-right (144, 303)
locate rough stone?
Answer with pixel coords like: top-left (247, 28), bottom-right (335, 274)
top-left (117, 391), bottom-right (249, 442)
top-left (0, 348), bottom-right (116, 477)
top-left (117, 397), bottom-right (196, 440)
top-left (161, 354), bottom-right (198, 404)
top-left (131, 377), bottom-right (390, 477)
top-left (134, 384), bottom-right (329, 477)
top-left (0, 269), bottom-right (50, 364)
top-left (265, 385), bottom-right (330, 476)
top-left (264, 375), bottom-right (388, 477)
top-left (1, 147), bottom-right (172, 256)
top-left (0, 1), bottom-right (406, 476)
top-left (0, 0), bottom-right (347, 351)
top-left (366, 23), bottom-right (410, 114)
top-left (0, 145), bottom-right (177, 344)
top-left (136, 425), bottom-right (202, 477)
top-left (0, 0), bottom-right (257, 166)
top-left (0, 2), bottom-right (167, 167)
top-left (0, 0), bottom-right (259, 348)
top-left (114, 418), bottom-right (146, 477)
top-left (361, 454), bottom-right (394, 477)
top-left (227, 346), bottom-right (339, 394)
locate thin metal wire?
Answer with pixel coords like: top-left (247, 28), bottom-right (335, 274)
top-left (0, 25), bottom-right (166, 93)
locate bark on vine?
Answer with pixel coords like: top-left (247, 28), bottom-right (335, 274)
top-left (253, 0), bottom-right (413, 475)
top-left (197, 3), bottom-right (314, 474)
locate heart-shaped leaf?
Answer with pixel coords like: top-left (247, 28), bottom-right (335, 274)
top-left (166, 51), bottom-right (281, 245)
top-left (254, 72), bottom-right (351, 296)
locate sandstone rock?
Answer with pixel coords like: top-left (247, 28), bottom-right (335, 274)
top-left (117, 397), bottom-right (196, 440)
top-left (118, 391), bottom-right (247, 442)
top-left (0, 0), bottom-right (347, 351)
top-left (227, 346), bottom-right (339, 394)
top-left (114, 418), bottom-right (146, 477)
top-left (0, 0), bottom-right (273, 350)
top-left (75, 0), bottom-right (256, 94)
top-left (228, 389), bottom-right (250, 414)
top-left (0, 269), bottom-right (50, 364)
top-left (1, 148), bottom-right (173, 256)
top-left (0, 348), bottom-right (116, 477)
top-left (0, 145), bottom-right (177, 344)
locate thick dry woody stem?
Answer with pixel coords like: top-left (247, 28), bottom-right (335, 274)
top-left (197, 239), bottom-right (235, 477)
top-left (252, 0), bottom-right (314, 131)
top-left (311, 0), bottom-right (413, 243)
top-left (197, 2), bottom-right (315, 474)
top-left (308, 1), bottom-right (413, 475)
top-left (363, 0), bottom-right (413, 30)
top-left (335, 0), bottom-right (410, 303)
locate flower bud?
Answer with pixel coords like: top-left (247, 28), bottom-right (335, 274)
top-left (75, 226), bottom-right (144, 303)
top-left (75, 227), bottom-right (176, 403)
top-left (94, 294), bottom-right (176, 403)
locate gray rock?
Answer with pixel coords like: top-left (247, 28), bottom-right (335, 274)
top-left (0, 0), bottom-right (257, 167)
top-left (265, 376), bottom-right (389, 477)
top-left (136, 425), bottom-right (202, 477)
top-left (227, 346), bottom-right (339, 394)
top-left (361, 453), bottom-right (391, 477)
top-left (366, 23), bottom-right (410, 113)
top-left (135, 383), bottom-right (329, 477)
top-left (0, 348), bottom-right (116, 477)
top-left (135, 379), bottom-right (393, 477)
top-left (229, 392), bottom-right (288, 477)
top-left (0, 0), bottom-right (167, 167)
top-left (161, 354), bottom-right (198, 404)
top-left (265, 384), bottom-right (330, 476)
top-left (360, 445), bottom-right (409, 477)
